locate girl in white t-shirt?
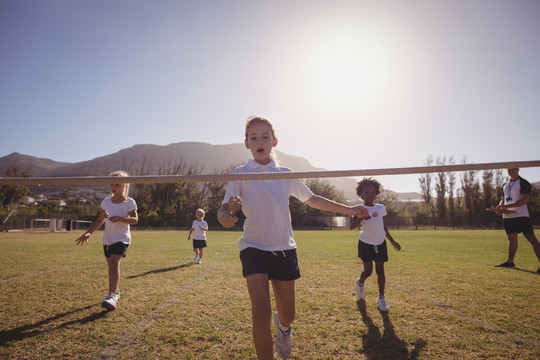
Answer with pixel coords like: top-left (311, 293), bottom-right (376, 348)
top-left (76, 170), bottom-right (138, 310)
top-left (353, 178), bottom-right (400, 312)
top-left (187, 208), bottom-right (208, 264)
top-left (218, 116), bottom-right (369, 360)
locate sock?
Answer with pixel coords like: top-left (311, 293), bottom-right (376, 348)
top-left (277, 319), bottom-right (290, 332)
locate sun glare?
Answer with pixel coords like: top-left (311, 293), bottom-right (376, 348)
top-left (297, 20), bottom-right (410, 117)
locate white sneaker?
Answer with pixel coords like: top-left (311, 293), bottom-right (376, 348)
top-left (197, 258), bottom-right (202, 264)
top-left (377, 295), bottom-right (389, 312)
top-left (194, 254), bottom-right (199, 263)
top-left (114, 289), bottom-right (121, 301)
top-left (356, 278), bottom-right (365, 300)
top-left (274, 312), bottom-right (292, 359)
top-left (101, 294), bottom-right (117, 310)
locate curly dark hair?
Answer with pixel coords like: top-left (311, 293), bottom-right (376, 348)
top-left (356, 177), bottom-right (382, 196)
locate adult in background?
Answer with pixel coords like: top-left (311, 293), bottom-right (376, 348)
top-left (495, 168), bottom-right (540, 274)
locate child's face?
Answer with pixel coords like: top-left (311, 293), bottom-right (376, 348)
top-left (360, 185), bottom-right (378, 204)
top-left (196, 211), bottom-right (204, 221)
top-left (109, 183), bottom-right (125, 198)
top-left (245, 122), bottom-right (278, 165)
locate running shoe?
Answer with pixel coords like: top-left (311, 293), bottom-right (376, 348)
top-left (101, 294), bottom-right (117, 310)
top-left (377, 295), bottom-right (389, 312)
top-left (114, 289), bottom-right (121, 301)
top-left (274, 312), bottom-right (292, 359)
top-left (494, 261), bottom-right (516, 268)
top-left (356, 278), bottom-right (365, 300)
top-left (194, 254), bottom-right (199, 263)
top-left (197, 258), bottom-right (202, 264)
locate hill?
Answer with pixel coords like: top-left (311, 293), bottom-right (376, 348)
top-left (0, 142), bottom-right (373, 200)
top-left (0, 152), bottom-right (70, 175)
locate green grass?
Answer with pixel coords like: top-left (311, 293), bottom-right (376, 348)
top-left (1, 230), bottom-right (539, 359)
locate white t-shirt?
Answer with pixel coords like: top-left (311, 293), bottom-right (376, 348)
top-left (502, 177), bottom-right (531, 218)
top-left (100, 196), bottom-right (137, 245)
top-left (222, 159), bottom-right (314, 251)
top-left (359, 203), bottom-right (387, 245)
top-left (191, 220), bottom-right (208, 240)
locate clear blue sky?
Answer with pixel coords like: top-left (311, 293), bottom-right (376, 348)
top-left (1, 0), bottom-right (539, 192)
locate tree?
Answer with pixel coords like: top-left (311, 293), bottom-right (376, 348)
top-left (460, 157), bottom-right (481, 226)
top-left (0, 162), bottom-right (31, 207)
top-left (418, 155), bottom-right (434, 227)
top-left (434, 156), bottom-right (447, 225)
top-left (447, 157), bottom-right (457, 228)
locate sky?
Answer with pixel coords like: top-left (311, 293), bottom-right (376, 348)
top-left (1, 0), bottom-right (539, 193)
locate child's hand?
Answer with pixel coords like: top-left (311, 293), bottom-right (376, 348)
top-left (108, 216), bottom-right (121, 223)
top-left (218, 199), bottom-right (239, 229)
top-left (228, 196), bottom-right (242, 214)
top-left (392, 240), bottom-right (401, 251)
top-left (76, 233), bottom-right (90, 245)
top-left (351, 205), bottom-right (369, 219)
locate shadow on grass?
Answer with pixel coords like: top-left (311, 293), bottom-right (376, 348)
top-left (127, 262), bottom-right (195, 279)
top-left (513, 267), bottom-right (538, 275)
top-left (0, 303), bottom-right (109, 346)
top-left (357, 300), bottom-right (426, 360)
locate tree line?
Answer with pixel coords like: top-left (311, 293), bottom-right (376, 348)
top-left (414, 155), bottom-right (539, 228)
top-left (1, 156), bottom-right (538, 229)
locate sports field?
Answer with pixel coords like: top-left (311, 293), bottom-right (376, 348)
top-left (1, 230), bottom-right (539, 359)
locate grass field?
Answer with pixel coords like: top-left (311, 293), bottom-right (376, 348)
top-left (1, 229), bottom-right (539, 359)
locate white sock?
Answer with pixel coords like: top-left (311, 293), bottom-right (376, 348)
top-left (277, 318), bottom-right (290, 332)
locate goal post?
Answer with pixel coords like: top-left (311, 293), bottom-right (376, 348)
top-left (31, 219), bottom-right (52, 232)
top-left (30, 219), bottom-right (92, 232)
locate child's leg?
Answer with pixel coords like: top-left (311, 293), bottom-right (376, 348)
top-left (193, 247), bottom-right (199, 255)
top-left (359, 261), bottom-right (373, 283)
top-left (246, 273), bottom-right (273, 360)
top-left (198, 248), bottom-right (203, 259)
top-left (106, 254), bottom-right (123, 295)
top-left (271, 279), bottom-right (296, 328)
top-left (375, 262), bottom-right (386, 296)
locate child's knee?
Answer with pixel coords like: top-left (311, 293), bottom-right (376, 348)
top-left (362, 268), bottom-right (373, 277)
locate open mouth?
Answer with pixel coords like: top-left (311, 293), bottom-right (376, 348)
top-left (257, 148), bottom-right (265, 153)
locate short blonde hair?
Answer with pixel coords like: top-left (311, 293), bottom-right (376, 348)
top-left (109, 170), bottom-right (130, 199)
top-left (196, 208), bottom-right (205, 216)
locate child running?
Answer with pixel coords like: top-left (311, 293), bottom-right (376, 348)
top-left (218, 116), bottom-right (369, 360)
top-left (353, 177), bottom-right (401, 312)
top-left (187, 208), bottom-right (208, 264)
top-left (76, 170), bottom-right (138, 310)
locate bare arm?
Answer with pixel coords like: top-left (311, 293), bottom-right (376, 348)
top-left (304, 195), bottom-right (369, 218)
top-left (384, 223), bottom-right (400, 251)
top-left (497, 193), bottom-right (530, 210)
top-left (108, 209), bottom-right (138, 225)
top-left (76, 208), bottom-right (108, 245)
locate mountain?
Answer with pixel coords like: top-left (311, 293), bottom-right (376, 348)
top-left (0, 142), bottom-right (423, 201)
top-left (0, 152), bottom-right (70, 175)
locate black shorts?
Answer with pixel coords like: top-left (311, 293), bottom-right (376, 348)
top-left (193, 239), bottom-right (207, 249)
top-left (103, 242), bottom-right (129, 258)
top-left (358, 240), bottom-right (388, 263)
top-left (239, 247), bottom-right (300, 281)
top-left (503, 217), bottom-right (535, 235)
